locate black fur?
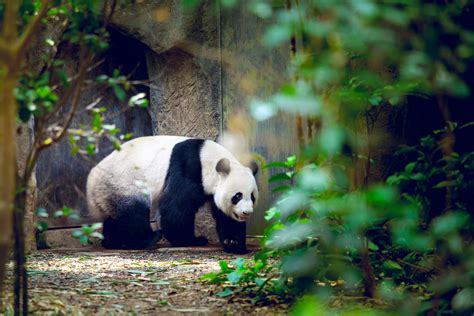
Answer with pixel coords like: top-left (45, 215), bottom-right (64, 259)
top-left (159, 139), bottom-right (210, 246)
top-left (102, 195), bottom-right (161, 249)
top-left (211, 203), bottom-right (248, 254)
top-left (159, 138), bottom-right (248, 253)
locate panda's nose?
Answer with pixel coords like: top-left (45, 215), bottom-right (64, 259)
top-left (242, 210), bottom-right (252, 216)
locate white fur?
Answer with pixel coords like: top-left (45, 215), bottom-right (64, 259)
top-left (201, 141), bottom-right (258, 221)
top-left (87, 136), bottom-right (189, 219)
top-left (87, 136), bottom-right (258, 222)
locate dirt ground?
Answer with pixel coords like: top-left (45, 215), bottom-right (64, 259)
top-left (1, 246), bottom-right (290, 315)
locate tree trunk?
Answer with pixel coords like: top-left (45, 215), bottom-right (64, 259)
top-left (0, 74), bottom-right (17, 300)
top-left (14, 190), bottom-right (28, 315)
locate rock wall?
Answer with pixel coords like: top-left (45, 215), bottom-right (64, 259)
top-left (220, 3), bottom-right (296, 234)
top-left (36, 30), bottom-right (153, 226)
top-left (35, 0), bottom-right (295, 245)
top-left (36, 1), bottom-right (223, 244)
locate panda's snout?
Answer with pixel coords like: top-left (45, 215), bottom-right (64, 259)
top-left (234, 209), bottom-right (253, 222)
top-left (237, 205), bottom-right (254, 220)
top-left (232, 200), bottom-right (254, 222)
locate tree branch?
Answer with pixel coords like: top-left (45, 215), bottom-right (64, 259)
top-left (3, 0), bottom-right (19, 42)
top-left (15, 0), bottom-right (52, 59)
top-left (23, 42), bottom-right (90, 184)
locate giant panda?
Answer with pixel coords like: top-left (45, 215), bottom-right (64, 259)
top-left (86, 136), bottom-right (259, 254)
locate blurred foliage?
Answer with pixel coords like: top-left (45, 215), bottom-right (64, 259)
top-left (198, 0), bottom-right (474, 314)
top-left (1, 0), bottom-right (150, 247)
top-left (12, 1), bottom-right (149, 157)
top-left (36, 206), bottom-right (102, 246)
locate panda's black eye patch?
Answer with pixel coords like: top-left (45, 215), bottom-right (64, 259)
top-left (231, 192), bottom-right (243, 205)
top-left (251, 193), bottom-right (255, 204)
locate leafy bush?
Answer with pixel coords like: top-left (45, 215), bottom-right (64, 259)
top-left (201, 1), bottom-right (474, 313)
top-left (206, 129), bottom-right (474, 313)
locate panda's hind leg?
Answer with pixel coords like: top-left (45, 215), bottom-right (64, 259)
top-left (102, 195), bottom-right (160, 249)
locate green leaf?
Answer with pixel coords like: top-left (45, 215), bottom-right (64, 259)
top-left (36, 221), bottom-right (48, 232)
top-left (96, 75), bottom-right (108, 83)
top-left (69, 213), bottom-right (80, 221)
top-left (121, 133), bottom-right (133, 140)
top-left (221, 0), bottom-right (237, 8)
top-left (368, 95), bottom-right (382, 106)
top-left (61, 207), bottom-right (71, 216)
top-left (36, 208), bottom-right (48, 218)
top-left (255, 277), bottom-right (267, 287)
top-left (43, 137), bottom-right (53, 146)
top-left (264, 207), bottom-right (281, 221)
top-left (91, 222), bottom-right (103, 230)
top-left (128, 93), bottom-right (148, 107)
top-left (367, 185), bottom-right (397, 205)
top-left (112, 139), bottom-right (121, 151)
top-left (86, 290), bottom-right (117, 295)
top-left (182, 0), bottom-right (201, 9)
top-left (269, 173), bottom-right (292, 183)
top-left (91, 232), bottom-right (104, 239)
top-left (125, 270), bottom-right (147, 275)
top-left (86, 143), bottom-right (95, 156)
top-left (405, 162), bottom-right (417, 173)
top-left (112, 84), bottom-right (126, 101)
top-left (92, 113), bottom-right (102, 130)
top-left (271, 185), bottom-right (291, 193)
top-left (383, 260), bottom-right (403, 271)
top-left (200, 272), bottom-right (218, 280)
top-left (72, 230), bottom-right (82, 238)
top-left (232, 258), bottom-right (245, 269)
top-left (292, 296), bottom-right (324, 316)
top-left (219, 260), bottom-right (230, 272)
top-left (432, 180), bottom-right (455, 189)
top-left (286, 155), bottom-right (296, 167)
top-left (227, 270), bottom-right (242, 284)
top-left (431, 212), bottom-right (469, 236)
top-left (409, 173), bottom-right (426, 181)
top-left (216, 288), bottom-right (233, 297)
top-left (368, 240), bottom-right (379, 251)
top-left (79, 235), bottom-right (89, 245)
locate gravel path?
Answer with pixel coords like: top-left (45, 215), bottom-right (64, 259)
top-left (2, 247), bottom-right (289, 315)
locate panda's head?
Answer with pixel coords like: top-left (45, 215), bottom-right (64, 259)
top-left (214, 158), bottom-right (259, 222)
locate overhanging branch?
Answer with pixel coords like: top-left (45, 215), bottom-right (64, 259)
top-left (15, 0), bottom-right (52, 60)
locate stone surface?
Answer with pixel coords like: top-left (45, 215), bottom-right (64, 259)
top-left (19, 16), bottom-right (67, 252)
top-left (25, 15), bottom-right (68, 74)
top-left (36, 30), bottom-right (153, 226)
top-left (145, 48), bottom-right (220, 138)
top-left (111, 0), bottom-right (215, 55)
top-left (220, 3), bottom-right (295, 234)
top-left (145, 47), bottom-right (220, 242)
top-left (34, 0), bottom-right (296, 248)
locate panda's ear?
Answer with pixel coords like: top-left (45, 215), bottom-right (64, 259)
top-left (249, 160), bottom-right (259, 176)
top-left (216, 158), bottom-right (231, 175)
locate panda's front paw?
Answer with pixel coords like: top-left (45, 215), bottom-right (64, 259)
top-left (193, 236), bottom-right (209, 246)
top-left (223, 239), bottom-right (249, 254)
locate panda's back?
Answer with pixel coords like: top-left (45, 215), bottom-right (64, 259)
top-left (87, 136), bottom-right (190, 218)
